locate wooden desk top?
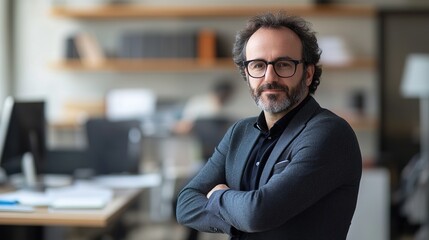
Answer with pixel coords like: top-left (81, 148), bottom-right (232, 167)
top-left (0, 188), bottom-right (141, 227)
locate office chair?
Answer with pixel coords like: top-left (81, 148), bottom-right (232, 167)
top-left (192, 117), bottom-right (233, 161)
top-left (85, 118), bottom-right (142, 175)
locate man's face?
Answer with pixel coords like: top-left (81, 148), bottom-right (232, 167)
top-left (245, 27), bottom-right (313, 114)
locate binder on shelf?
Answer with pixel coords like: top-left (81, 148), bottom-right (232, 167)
top-left (173, 32), bottom-right (195, 58)
top-left (65, 35), bottom-right (80, 59)
top-left (197, 29), bottom-right (217, 61)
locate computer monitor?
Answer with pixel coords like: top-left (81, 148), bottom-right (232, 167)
top-left (0, 97), bottom-right (46, 184)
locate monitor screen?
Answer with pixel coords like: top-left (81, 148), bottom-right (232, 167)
top-left (0, 97), bottom-right (46, 175)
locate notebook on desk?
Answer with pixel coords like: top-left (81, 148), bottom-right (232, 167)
top-left (0, 190), bottom-right (51, 207)
top-left (0, 205), bottom-right (34, 212)
top-left (46, 182), bottom-right (113, 210)
top-left (0, 181), bottom-right (113, 210)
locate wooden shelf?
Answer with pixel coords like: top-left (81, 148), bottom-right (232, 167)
top-left (50, 58), bottom-right (235, 72)
top-left (50, 57), bottom-right (375, 72)
top-left (50, 4), bottom-right (376, 19)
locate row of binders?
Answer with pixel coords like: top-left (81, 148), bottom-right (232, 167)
top-left (65, 29), bottom-right (217, 64)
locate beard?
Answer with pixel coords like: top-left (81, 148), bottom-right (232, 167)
top-left (249, 74), bottom-right (308, 114)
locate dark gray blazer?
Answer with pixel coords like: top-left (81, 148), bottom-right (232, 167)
top-left (176, 96), bottom-right (362, 240)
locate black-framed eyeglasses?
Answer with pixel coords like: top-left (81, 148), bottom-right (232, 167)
top-left (242, 59), bottom-right (305, 78)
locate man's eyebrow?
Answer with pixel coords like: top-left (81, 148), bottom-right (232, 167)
top-left (246, 56), bottom-right (296, 62)
top-left (275, 56), bottom-right (294, 61)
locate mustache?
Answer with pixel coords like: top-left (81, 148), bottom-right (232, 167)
top-left (256, 82), bottom-right (289, 95)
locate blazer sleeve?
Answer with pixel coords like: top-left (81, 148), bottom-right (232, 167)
top-left (205, 113), bottom-right (362, 233)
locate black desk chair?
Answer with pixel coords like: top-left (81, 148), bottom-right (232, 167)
top-left (85, 118), bottom-right (142, 175)
top-left (192, 117), bottom-right (233, 161)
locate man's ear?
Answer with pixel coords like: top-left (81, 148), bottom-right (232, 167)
top-left (305, 64), bottom-right (315, 87)
top-left (241, 68), bottom-right (248, 81)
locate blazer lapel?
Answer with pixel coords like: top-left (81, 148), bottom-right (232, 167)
top-left (258, 97), bottom-right (321, 187)
top-left (230, 122), bottom-right (260, 190)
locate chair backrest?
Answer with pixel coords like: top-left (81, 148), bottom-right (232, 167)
top-left (192, 117), bottom-right (233, 161)
top-left (85, 118), bottom-right (142, 175)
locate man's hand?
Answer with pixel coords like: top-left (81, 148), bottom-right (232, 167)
top-left (207, 184), bottom-right (230, 198)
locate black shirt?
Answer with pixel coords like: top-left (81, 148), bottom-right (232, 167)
top-left (241, 96), bottom-right (310, 191)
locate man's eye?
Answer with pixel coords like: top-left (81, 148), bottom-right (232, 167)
top-left (250, 61), bottom-right (265, 69)
top-left (277, 61), bottom-right (293, 68)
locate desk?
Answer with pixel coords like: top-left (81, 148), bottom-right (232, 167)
top-left (0, 188), bottom-right (140, 227)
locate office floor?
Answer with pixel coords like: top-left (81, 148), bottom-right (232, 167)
top-left (127, 218), bottom-right (186, 240)
top-left (127, 218), bottom-right (228, 240)
top-left (124, 193), bottom-right (229, 240)
top-left (62, 211), bottom-right (228, 240)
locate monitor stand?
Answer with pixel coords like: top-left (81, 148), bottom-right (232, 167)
top-left (0, 167), bottom-right (6, 184)
top-left (21, 152), bottom-right (44, 192)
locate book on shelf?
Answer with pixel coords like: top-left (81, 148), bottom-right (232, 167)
top-left (74, 32), bottom-right (106, 66)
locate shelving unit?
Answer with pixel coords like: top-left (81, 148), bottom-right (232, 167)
top-left (51, 5), bottom-right (376, 73)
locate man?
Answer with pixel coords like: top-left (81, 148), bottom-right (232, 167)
top-left (176, 12), bottom-right (362, 240)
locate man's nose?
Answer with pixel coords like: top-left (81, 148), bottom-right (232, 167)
top-left (264, 64), bottom-right (279, 82)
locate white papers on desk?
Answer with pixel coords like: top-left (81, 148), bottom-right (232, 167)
top-left (0, 190), bottom-right (51, 207)
top-left (0, 174), bottom-right (158, 211)
top-left (46, 183), bottom-right (113, 210)
top-left (0, 183), bottom-right (113, 210)
top-left (93, 173), bottom-right (161, 189)
top-left (0, 205), bottom-right (34, 212)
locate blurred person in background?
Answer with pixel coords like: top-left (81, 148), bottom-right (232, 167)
top-left (173, 79), bottom-right (235, 135)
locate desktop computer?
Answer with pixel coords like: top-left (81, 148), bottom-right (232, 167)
top-left (0, 96), bottom-right (46, 190)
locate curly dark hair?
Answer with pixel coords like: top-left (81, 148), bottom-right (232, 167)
top-left (232, 12), bottom-right (322, 94)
